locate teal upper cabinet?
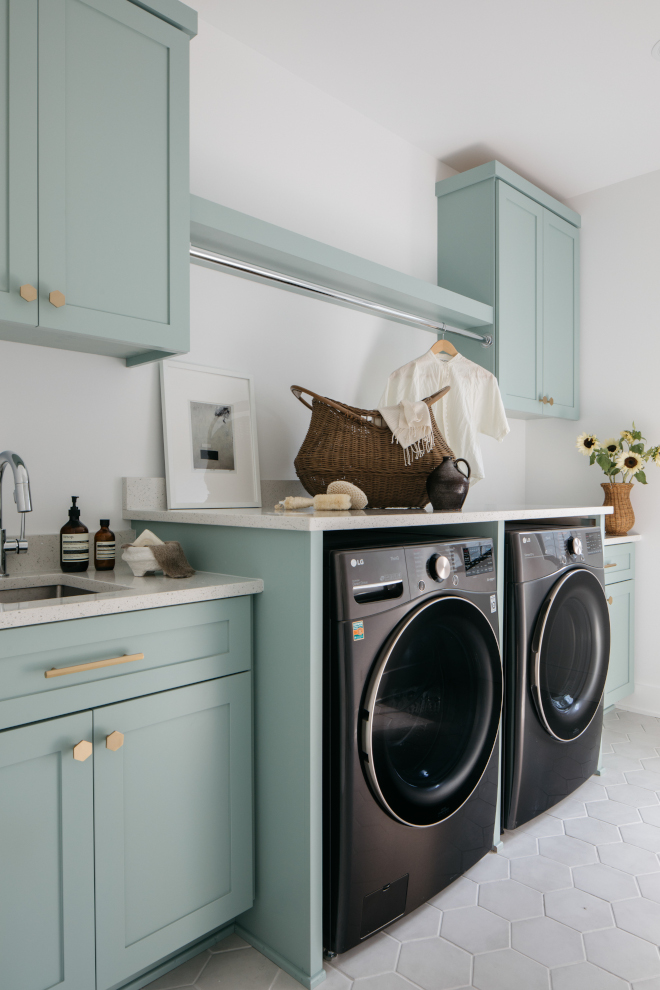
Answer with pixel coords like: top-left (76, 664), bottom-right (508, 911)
top-left (0, 0), bottom-right (195, 366)
top-left (436, 161), bottom-right (580, 420)
top-left (0, 0), bottom-right (38, 327)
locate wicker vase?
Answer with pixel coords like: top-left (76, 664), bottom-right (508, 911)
top-left (601, 482), bottom-right (635, 537)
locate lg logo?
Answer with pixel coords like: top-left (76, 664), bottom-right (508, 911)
top-left (522, 537), bottom-right (531, 544)
top-left (350, 558), bottom-right (364, 567)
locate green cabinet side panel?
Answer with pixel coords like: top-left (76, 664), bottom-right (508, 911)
top-left (0, 0), bottom-right (38, 325)
top-left (542, 211), bottom-right (580, 419)
top-left (0, 711), bottom-right (95, 990)
top-left (497, 181), bottom-right (543, 414)
top-left (94, 675), bottom-right (253, 990)
top-left (604, 578), bottom-right (635, 707)
top-left (131, 521), bottom-right (325, 990)
top-left (37, 0), bottom-right (190, 358)
top-left (436, 180), bottom-right (495, 373)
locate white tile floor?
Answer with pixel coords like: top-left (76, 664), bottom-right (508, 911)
top-left (143, 707), bottom-right (660, 990)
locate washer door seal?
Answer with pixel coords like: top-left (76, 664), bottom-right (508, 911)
top-left (362, 595), bottom-right (502, 828)
top-left (531, 568), bottom-right (610, 742)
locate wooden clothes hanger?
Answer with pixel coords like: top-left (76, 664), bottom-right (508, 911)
top-left (431, 329), bottom-right (458, 357)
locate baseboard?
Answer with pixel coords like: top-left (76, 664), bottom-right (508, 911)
top-left (235, 924), bottom-right (326, 989)
top-left (615, 684), bottom-right (660, 718)
top-left (115, 923), bottom-right (235, 990)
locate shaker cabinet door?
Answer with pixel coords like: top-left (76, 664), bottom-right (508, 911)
top-left (604, 579), bottom-right (635, 708)
top-left (37, 0), bottom-right (190, 358)
top-left (496, 181), bottom-right (544, 416)
top-left (542, 211), bottom-right (579, 419)
top-left (0, 0), bottom-right (38, 327)
top-left (94, 674), bottom-right (254, 990)
top-left (0, 712), bottom-right (96, 990)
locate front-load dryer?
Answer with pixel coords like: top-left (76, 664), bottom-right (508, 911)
top-left (503, 526), bottom-right (610, 830)
top-left (324, 538), bottom-right (503, 954)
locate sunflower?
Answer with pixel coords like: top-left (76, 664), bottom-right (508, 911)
top-left (620, 430), bottom-right (634, 443)
top-left (576, 433), bottom-right (600, 455)
top-left (655, 451), bottom-right (660, 467)
top-left (602, 438), bottom-right (620, 455)
top-left (616, 450), bottom-right (643, 475)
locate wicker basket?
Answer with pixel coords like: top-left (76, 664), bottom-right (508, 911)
top-left (291, 385), bottom-right (454, 509)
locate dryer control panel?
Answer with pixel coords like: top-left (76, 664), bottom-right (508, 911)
top-left (507, 526), bottom-right (604, 583)
top-left (333, 538), bottom-right (496, 621)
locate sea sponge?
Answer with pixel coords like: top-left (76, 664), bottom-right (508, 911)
top-left (327, 480), bottom-right (368, 509)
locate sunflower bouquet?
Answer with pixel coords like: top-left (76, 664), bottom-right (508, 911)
top-left (576, 425), bottom-right (660, 484)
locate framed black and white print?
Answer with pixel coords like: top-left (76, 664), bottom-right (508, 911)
top-left (160, 361), bottom-right (261, 508)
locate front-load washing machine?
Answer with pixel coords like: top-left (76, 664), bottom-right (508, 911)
top-left (503, 526), bottom-right (610, 830)
top-left (324, 538), bottom-right (503, 954)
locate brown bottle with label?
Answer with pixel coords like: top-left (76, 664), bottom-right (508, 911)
top-left (94, 520), bottom-right (116, 570)
top-left (60, 496), bottom-right (89, 572)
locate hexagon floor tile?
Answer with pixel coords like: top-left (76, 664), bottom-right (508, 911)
top-left (140, 708), bottom-right (660, 990)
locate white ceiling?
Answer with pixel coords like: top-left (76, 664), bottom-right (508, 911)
top-left (189, 0), bottom-right (660, 201)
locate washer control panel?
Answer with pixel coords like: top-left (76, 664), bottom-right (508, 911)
top-left (508, 526), bottom-right (604, 583)
top-left (406, 538), bottom-right (496, 598)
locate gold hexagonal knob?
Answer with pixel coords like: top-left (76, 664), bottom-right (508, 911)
top-left (106, 731), bottom-right (124, 752)
top-left (49, 289), bottom-right (65, 308)
top-left (19, 284), bottom-right (37, 302)
top-left (73, 740), bottom-right (93, 762)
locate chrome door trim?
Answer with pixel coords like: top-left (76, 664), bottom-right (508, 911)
top-left (361, 594), bottom-right (502, 828)
top-left (530, 567), bottom-right (608, 743)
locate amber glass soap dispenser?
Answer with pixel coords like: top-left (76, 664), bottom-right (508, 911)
top-left (94, 520), bottom-right (116, 570)
top-left (60, 496), bottom-right (89, 572)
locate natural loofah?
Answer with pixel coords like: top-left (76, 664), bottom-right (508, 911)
top-left (276, 494), bottom-right (352, 511)
top-left (327, 480), bottom-right (368, 509)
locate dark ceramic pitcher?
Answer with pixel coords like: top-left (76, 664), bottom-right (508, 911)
top-left (426, 457), bottom-right (471, 511)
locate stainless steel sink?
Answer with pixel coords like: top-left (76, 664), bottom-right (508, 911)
top-left (0, 584), bottom-right (97, 604)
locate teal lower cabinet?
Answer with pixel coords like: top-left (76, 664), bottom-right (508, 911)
top-left (0, 598), bottom-right (254, 990)
top-left (95, 676), bottom-right (253, 990)
top-left (603, 542), bottom-right (636, 707)
top-left (0, 712), bottom-right (96, 990)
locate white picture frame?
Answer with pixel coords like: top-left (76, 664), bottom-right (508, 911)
top-left (160, 361), bottom-right (261, 509)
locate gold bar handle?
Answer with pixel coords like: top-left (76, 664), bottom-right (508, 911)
top-left (45, 652), bottom-right (144, 678)
top-left (604, 563), bottom-right (617, 568)
top-left (607, 596), bottom-right (613, 605)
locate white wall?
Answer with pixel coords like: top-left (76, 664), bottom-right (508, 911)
top-left (0, 15), bottom-right (525, 535)
top-left (526, 167), bottom-right (660, 712)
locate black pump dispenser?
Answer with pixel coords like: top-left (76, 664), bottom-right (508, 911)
top-left (60, 496), bottom-right (89, 572)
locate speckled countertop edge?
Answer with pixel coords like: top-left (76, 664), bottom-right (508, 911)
top-left (124, 504), bottom-right (613, 532)
top-left (0, 570), bottom-right (263, 630)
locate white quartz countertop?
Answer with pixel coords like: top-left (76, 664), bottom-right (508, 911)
top-left (0, 567), bottom-right (263, 630)
top-left (125, 503), bottom-right (613, 532)
top-left (604, 533), bottom-right (641, 545)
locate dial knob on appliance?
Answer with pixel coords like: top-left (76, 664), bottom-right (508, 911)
top-left (568, 537), bottom-right (583, 556)
top-left (428, 554), bottom-right (451, 582)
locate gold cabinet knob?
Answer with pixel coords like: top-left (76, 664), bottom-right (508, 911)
top-left (607, 596), bottom-right (613, 605)
top-left (548, 397), bottom-right (554, 406)
top-left (540, 396), bottom-right (548, 404)
top-left (73, 740), bottom-right (93, 761)
top-left (49, 290), bottom-right (65, 308)
top-left (19, 284), bottom-right (37, 302)
top-left (106, 730), bottom-right (124, 752)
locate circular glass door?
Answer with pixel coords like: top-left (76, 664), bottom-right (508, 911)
top-left (531, 569), bottom-right (610, 742)
top-left (362, 596), bottom-right (502, 828)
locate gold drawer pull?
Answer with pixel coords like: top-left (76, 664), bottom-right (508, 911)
top-left (106, 731), bottom-right (124, 751)
top-left (607, 596), bottom-right (613, 605)
top-left (73, 740), bottom-right (93, 762)
top-left (539, 396), bottom-right (555, 406)
top-left (49, 289), bottom-right (65, 307)
top-left (19, 284), bottom-right (37, 302)
top-left (604, 562), bottom-right (617, 568)
top-left (45, 652), bottom-right (144, 678)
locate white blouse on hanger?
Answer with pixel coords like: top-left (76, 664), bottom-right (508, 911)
top-left (378, 349), bottom-right (509, 485)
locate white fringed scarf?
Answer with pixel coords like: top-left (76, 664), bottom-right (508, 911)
top-left (378, 400), bottom-right (434, 466)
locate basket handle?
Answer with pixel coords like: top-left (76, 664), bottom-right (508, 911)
top-left (290, 386), bottom-right (373, 424)
top-left (422, 386), bottom-right (450, 406)
top-left (291, 384), bottom-right (451, 421)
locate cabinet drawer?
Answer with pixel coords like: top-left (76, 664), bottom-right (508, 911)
top-left (604, 543), bottom-right (635, 584)
top-left (0, 598), bottom-right (251, 729)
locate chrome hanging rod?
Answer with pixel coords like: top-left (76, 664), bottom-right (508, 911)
top-left (190, 245), bottom-right (493, 347)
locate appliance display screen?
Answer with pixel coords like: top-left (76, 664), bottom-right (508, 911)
top-left (462, 544), bottom-right (494, 576)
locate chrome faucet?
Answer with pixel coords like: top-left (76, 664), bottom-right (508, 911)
top-left (0, 451), bottom-right (32, 577)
